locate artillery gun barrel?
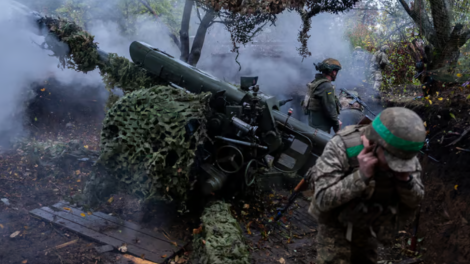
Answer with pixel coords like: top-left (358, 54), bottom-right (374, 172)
top-left (26, 10), bottom-right (330, 160)
top-left (129, 41), bottom-right (331, 156)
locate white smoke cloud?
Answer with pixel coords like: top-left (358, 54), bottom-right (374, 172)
top-left (195, 11), bottom-right (360, 121)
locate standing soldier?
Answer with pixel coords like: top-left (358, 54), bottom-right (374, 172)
top-left (301, 58), bottom-right (342, 133)
top-left (302, 107), bottom-right (425, 264)
top-left (369, 45), bottom-right (391, 91)
top-left (352, 46), bottom-right (367, 77)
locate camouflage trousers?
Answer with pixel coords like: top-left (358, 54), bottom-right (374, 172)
top-left (370, 71), bottom-right (383, 91)
top-left (316, 222), bottom-right (378, 264)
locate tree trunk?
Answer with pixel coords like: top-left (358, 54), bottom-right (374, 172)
top-left (179, 0), bottom-right (194, 62)
top-left (398, 0), bottom-right (470, 71)
top-left (188, 10), bottom-right (216, 66)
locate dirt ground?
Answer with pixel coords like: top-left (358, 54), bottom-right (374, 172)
top-left (383, 84), bottom-right (470, 264)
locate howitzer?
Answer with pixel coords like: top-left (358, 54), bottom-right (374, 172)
top-left (128, 41), bottom-right (331, 195)
top-left (25, 8), bottom-right (332, 199)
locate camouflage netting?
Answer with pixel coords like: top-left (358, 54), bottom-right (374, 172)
top-left (97, 86), bottom-right (210, 208)
top-left (192, 201), bottom-right (250, 264)
top-left (38, 16), bottom-right (163, 93)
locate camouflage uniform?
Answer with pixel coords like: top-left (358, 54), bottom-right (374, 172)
top-left (369, 46), bottom-right (391, 91)
top-left (306, 108), bottom-right (425, 264)
top-left (338, 91), bottom-right (362, 110)
top-left (304, 74), bottom-right (341, 133)
top-left (338, 91), bottom-right (364, 128)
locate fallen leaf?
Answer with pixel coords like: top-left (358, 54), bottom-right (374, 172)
top-left (118, 244), bottom-right (127, 253)
top-left (87, 212), bottom-right (92, 215)
top-left (279, 257), bottom-right (286, 264)
top-left (466, 94), bottom-right (470, 100)
top-left (243, 204), bottom-right (250, 209)
top-left (10, 231), bottom-right (21, 238)
top-left (80, 213), bottom-right (86, 217)
top-left (0, 224), bottom-right (3, 229)
top-left (438, 97), bottom-right (443, 101)
top-left (450, 113), bottom-right (456, 119)
top-left (457, 73), bottom-right (463, 78)
top-left (428, 99), bottom-right (432, 105)
top-left (193, 226), bottom-right (202, 235)
top-left (77, 180), bottom-right (81, 182)
top-left (75, 170), bottom-right (80, 175)
top-left (423, 121), bottom-right (427, 127)
top-left (22, 260), bottom-right (27, 264)
top-left (34, 164), bottom-right (38, 168)
top-left (40, 88), bottom-right (46, 92)
top-left (63, 207), bottom-right (71, 211)
top-left (84, 145), bottom-right (89, 149)
top-left (34, 117), bottom-right (37, 122)
top-left (162, 254), bottom-right (168, 258)
top-left (455, 185), bottom-right (458, 190)
top-left (108, 197), bottom-right (114, 203)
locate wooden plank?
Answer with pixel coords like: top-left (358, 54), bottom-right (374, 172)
top-left (40, 206), bottom-right (176, 255)
top-left (55, 201), bottom-right (183, 246)
top-left (30, 208), bottom-right (164, 262)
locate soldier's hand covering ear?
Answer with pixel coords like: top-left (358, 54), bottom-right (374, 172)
top-left (358, 136), bottom-right (378, 181)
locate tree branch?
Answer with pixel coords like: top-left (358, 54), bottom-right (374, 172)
top-left (196, 6), bottom-right (203, 23)
top-left (137, 0), bottom-right (158, 19)
top-left (179, 0), bottom-right (194, 62)
top-left (398, 0), bottom-right (413, 17)
top-left (137, 0), bottom-right (181, 53)
top-left (398, 0), bottom-right (437, 45)
top-left (188, 10), bottom-right (216, 66)
top-left (459, 29), bottom-right (470, 46)
top-left (429, 0), bottom-right (452, 48)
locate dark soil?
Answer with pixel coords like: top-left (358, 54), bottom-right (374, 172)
top-left (384, 84), bottom-right (470, 264)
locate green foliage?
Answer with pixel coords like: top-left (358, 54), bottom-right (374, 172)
top-left (383, 40), bottom-right (417, 86)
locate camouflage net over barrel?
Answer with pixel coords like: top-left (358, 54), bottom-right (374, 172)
top-left (98, 86), bottom-right (210, 209)
top-left (38, 16), bottom-right (162, 93)
top-left (192, 201), bottom-right (250, 264)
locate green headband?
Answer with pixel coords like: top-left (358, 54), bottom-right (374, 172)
top-left (372, 114), bottom-right (424, 152)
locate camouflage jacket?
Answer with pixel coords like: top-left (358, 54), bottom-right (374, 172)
top-left (304, 74), bottom-right (341, 132)
top-left (370, 50), bottom-right (390, 71)
top-left (305, 125), bottom-right (424, 240)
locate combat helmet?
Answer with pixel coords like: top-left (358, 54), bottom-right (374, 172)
top-left (364, 107), bottom-right (426, 172)
top-left (315, 58), bottom-right (342, 73)
top-left (380, 45), bottom-right (390, 53)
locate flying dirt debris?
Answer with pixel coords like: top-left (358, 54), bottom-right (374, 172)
top-left (19, 8), bottom-right (333, 263)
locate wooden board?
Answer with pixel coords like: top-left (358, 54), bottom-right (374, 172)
top-left (30, 201), bottom-right (185, 263)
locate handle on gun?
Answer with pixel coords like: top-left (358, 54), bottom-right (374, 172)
top-left (410, 205), bottom-right (421, 252)
top-left (274, 179), bottom-right (306, 222)
top-left (294, 179), bottom-right (306, 192)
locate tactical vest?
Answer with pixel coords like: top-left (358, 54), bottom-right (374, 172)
top-left (306, 78), bottom-right (330, 111)
top-left (336, 125), bottom-right (399, 244)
